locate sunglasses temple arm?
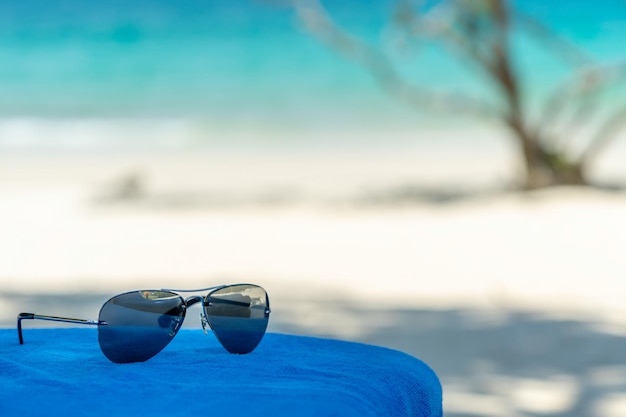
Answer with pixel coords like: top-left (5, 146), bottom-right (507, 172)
top-left (17, 312), bottom-right (105, 345)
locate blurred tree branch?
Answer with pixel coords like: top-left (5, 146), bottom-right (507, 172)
top-left (292, 0), bottom-right (626, 189)
top-left (294, 0), bottom-right (499, 118)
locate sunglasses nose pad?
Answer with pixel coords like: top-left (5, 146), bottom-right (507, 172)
top-left (200, 312), bottom-right (209, 335)
top-left (168, 315), bottom-right (184, 337)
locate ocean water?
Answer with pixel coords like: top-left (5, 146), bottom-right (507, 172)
top-left (0, 0), bottom-right (624, 151)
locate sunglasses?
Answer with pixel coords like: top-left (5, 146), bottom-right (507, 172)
top-left (17, 284), bottom-right (271, 363)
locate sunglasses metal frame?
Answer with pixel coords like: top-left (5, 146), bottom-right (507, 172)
top-left (17, 313), bottom-right (105, 344)
top-left (17, 284), bottom-right (271, 358)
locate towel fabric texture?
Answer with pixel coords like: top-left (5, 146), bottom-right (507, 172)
top-left (0, 328), bottom-right (442, 417)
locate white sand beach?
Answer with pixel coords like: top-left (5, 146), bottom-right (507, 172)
top-left (0, 140), bottom-right (625, 321)
top-left (1, 139), bottom-right (625, 417)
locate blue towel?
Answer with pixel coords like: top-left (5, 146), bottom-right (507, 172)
top-left (0, 329), bottom-right (442, 417)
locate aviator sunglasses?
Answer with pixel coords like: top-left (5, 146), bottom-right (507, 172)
top-left (17, 284), bottom-right (271, 363)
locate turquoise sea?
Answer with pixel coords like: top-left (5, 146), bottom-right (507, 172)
top-left (0, 0), bottom-right (624, 150)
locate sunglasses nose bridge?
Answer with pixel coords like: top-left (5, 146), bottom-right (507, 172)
top-left (184, 295), bottom-right (205, 307)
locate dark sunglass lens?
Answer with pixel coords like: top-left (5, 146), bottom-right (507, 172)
top-left (204, 284), bottom-right (269, 354)
top-left (97, 291), bottom-right (185, 363)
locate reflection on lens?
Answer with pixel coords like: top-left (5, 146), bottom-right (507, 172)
top-left (97, 291), bottom-right (185, 363)
top-left (204, 284), bottom-right (270, 354)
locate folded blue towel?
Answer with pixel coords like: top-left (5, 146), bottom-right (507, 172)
top-left (0, 329), bottom-right (442, 417)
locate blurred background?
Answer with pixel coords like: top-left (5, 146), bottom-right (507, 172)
top-left (0, 1), bottom-right (625, 416)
